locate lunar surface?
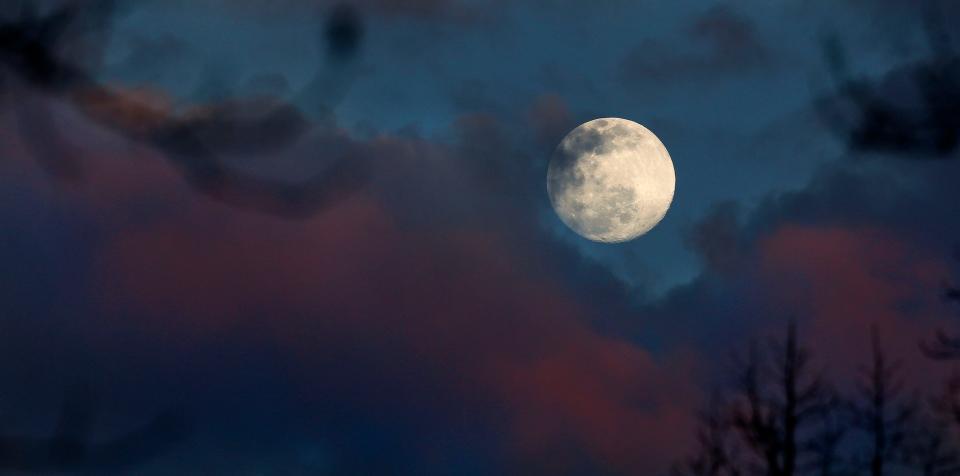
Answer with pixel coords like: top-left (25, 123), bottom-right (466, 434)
top-left (547, 118), bottom-right (675, 243)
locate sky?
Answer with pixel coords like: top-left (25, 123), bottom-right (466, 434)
top-left (1, 0), bottom-right (959, 474)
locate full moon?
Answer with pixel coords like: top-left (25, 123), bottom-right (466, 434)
top-left (547, 118), bottom-right (675, 243)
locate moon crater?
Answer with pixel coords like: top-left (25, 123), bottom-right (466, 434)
top-left (547, 118), bottom-right (675, 243)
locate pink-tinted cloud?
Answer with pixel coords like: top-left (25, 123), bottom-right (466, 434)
top-left (7, 117), bottom-right (700, 472)
top-left (758, 225), bottom-right (950, 383)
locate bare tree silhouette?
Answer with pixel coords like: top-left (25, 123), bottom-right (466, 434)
top-left (920, 371), bottom-right (960, 443)
top-left (849, 326), bottom-right (914, 476)
top-left (672, 316), bottom-right (960, 476)
top-left (673, 323), bottom-right (859, 476)
top-left (803, 391), bottom-right (849, 476)
top-left (672, 393), bottom-right (743, 476)
top-left (729, 321), bottom-right (825, 476)
top-left (904, 408), bottom-right (960, 476)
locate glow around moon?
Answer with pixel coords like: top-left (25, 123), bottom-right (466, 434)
top-left (547, 118), bottom-right (676, 243)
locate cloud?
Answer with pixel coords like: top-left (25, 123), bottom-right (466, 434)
top-left (757, 225), bottom-right (948, 380)
top-left (324, 3), bottom-right (364, 61)
top-left (683, 200), bottom-right (745, 274)
top-left (619, 5), bottom-right (773, 84)
top-left (527, 93), bottom-right (574, 148)
top-left (83, 138), bottom-right (698, 473)
top-left (817, 26), bottom-right (960, 157)
top-left (1, 0), bottom-right (372, 219)
top-left (0, 87), bottom-right (700, 474)
top-left (642, 152), bottom-right (960, 391)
